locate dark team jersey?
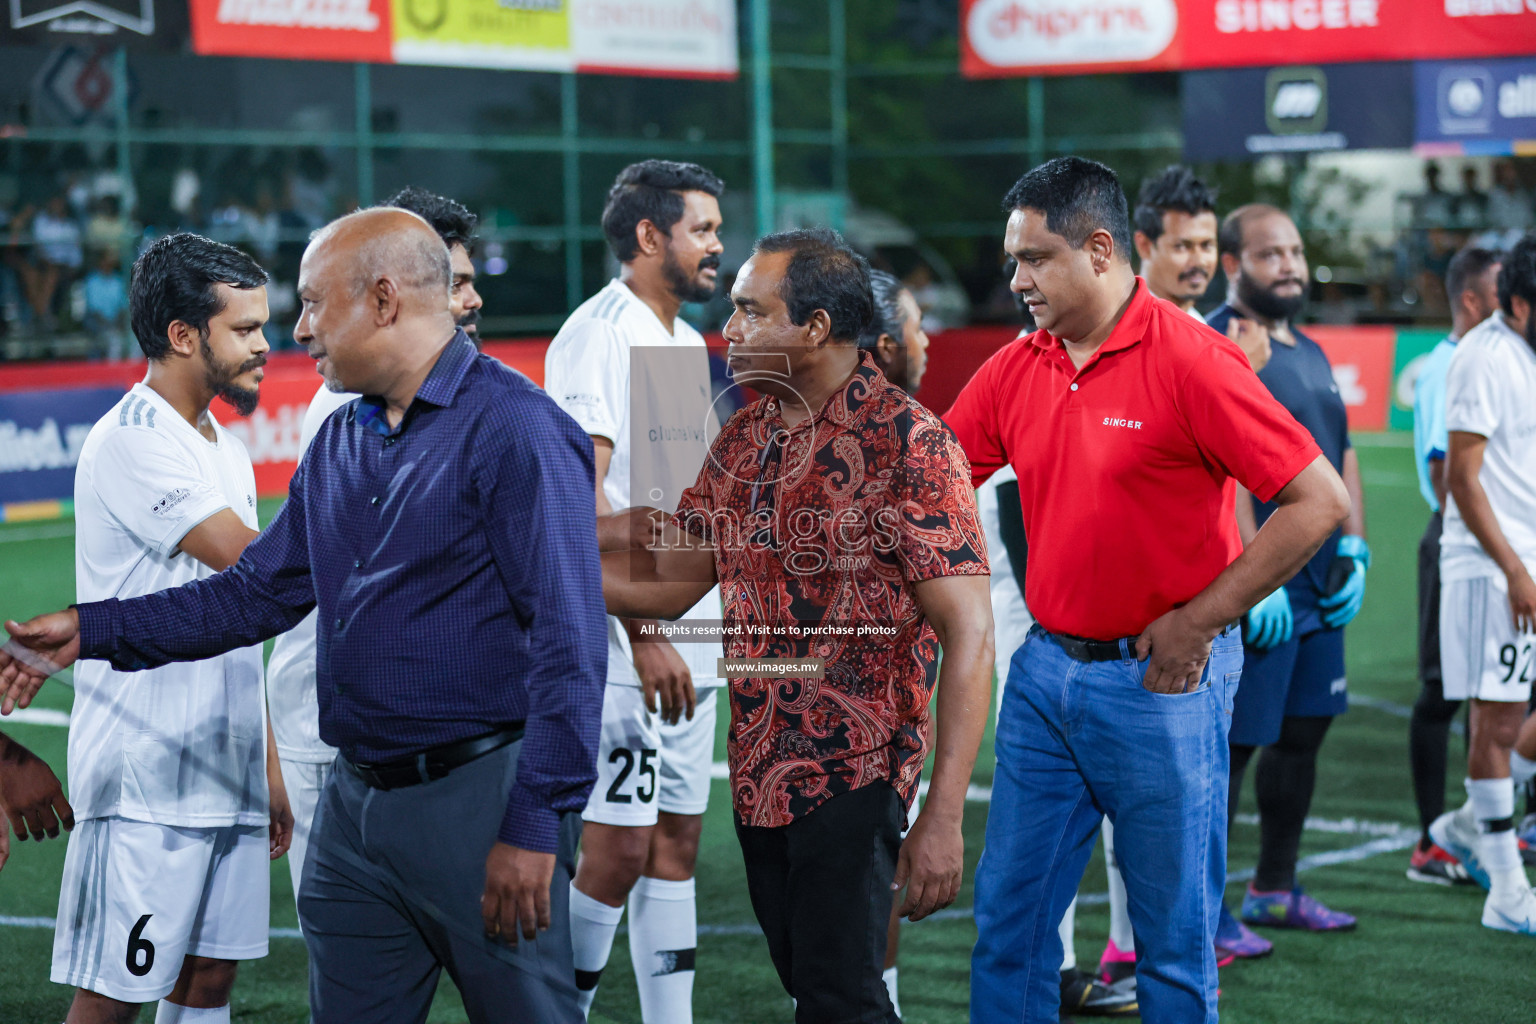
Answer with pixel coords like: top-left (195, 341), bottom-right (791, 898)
top-left (1206, 304), bottom-right (1350, 623)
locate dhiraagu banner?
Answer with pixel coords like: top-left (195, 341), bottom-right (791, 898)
top-left (1390, 328), bottom-right (1447, 432)
top-left (392, 0), bottom-right (572, 70)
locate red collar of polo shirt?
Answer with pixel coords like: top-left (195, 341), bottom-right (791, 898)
top-left (1028, 278), bottom-right (1154, 378)
top-left (751, 351), bottom-right (884, 433)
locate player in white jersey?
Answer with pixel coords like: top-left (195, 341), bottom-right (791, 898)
top-left (264, 187), bottom-right (484, 905)
top-left (545, 161), bottom-right (725, 1024)
top-left (44, 234), bottom-right (291, 1024)
top-left (1429, 234), bottom-right (1536, 936)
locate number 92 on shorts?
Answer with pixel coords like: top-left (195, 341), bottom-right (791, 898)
top-left (1440, 575), bottom-right (1536, 703)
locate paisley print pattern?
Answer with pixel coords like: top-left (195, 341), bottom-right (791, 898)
top-left (675, 355), bottom-right (988, 827)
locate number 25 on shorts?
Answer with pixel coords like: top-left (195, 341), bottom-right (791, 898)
top-left (605, 747), bottom-right (658, 804)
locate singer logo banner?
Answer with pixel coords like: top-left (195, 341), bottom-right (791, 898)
top-left (962, 0), bottom-right (1536, 77)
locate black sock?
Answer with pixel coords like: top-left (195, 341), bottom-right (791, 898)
top-left (1253, 716), bottom-right (1333, 893)
top-left (1408, 676), bottom-right (1462, 844)
top-left (1229, 743), bottom-right (1256, 843)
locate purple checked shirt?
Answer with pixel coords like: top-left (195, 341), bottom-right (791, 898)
top-left (76, 332), bottom-right (607, 852)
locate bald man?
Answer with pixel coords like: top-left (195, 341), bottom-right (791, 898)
top-left (0, 208), bottom-right (608, 1024)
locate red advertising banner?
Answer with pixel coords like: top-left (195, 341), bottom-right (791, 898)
top-left (961, 0), bottom-right (1536, 78)
top-left (1308, 324), bottom-right (1395, 432)
top-left (188, 0), bottom-right (395, 63)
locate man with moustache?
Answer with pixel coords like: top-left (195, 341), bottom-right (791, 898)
top-left (264, 186), bottom-right (488, 909)
top-left (1133, 165), bottom-right (1270, 372)
top-left (544, 161), bottom-right (726, 1024)
top-left (951, 159), bottom-right (1347, 1024)
top-left (600, 228), bottom-right (994, 1022)
top-left (1207, 205), bottom-right (1369, 937)
top-left (1408, 247), bottom-right (1503, 887)
top-left (36, 234), bottom-right (292, 1024)
top-left (0, 208), bottom-right (607, 1023)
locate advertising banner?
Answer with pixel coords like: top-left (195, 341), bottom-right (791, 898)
top-left (961, 0), bottom-right (1536, 78)
top-left (1414, 56), bottom-right (1536, 155)
top-left (1308, 324), bottom-right (1396, 432)
top-left (1182, 62), bottom-right (1414, 159)
top-left (1388, 327), bottom-right (1447, 431)
top-left (2, 0), bottom-right (187, 46)
top-left (188, 0), bottom-right (737, 77)
top-left (0, 387), bottom-right (124, 513)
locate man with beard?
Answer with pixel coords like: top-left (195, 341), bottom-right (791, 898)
top-left (45, 233), bottom-right (293, 1024)
top-left (1206, 205), bottom-right (1369, 940)
top-left (1427, 233), bottom-right (1536, 936)
top-left (543, 160), bottom-right (726, 1024)
top-left (1133, 166), bottom-right (1270, 373)
top-left (263, 186), bottom-right (485, 910)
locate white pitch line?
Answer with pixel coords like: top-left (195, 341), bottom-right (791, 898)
top-left (2, 707), bottom-right (70, 727)
top-left (0, 523), bottom-right (76, 544)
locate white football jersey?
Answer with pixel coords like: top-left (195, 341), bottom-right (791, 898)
top-left (545, 279), bottom-right (725, 689)
top-left (263, 384), bottom-right (354, 763)
top-left (71, 383), bottom-right (267, 827)
top-left (1441, 312), bottom-right (1536, 582)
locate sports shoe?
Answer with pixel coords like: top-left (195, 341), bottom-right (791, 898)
top-left (1240, 885), bottom-right (1356, 931)
top-left (1518, 815), bottom-right (1536, 867)
top-left (1407, 842), bottom-right (1477, 886)
top-left (1059, 968), bottom-right (1138, 1017)
top-left (1095, 938), bottom-right (1136, 985)
top-left (1214, 902), bottom-right (1272, 959)
top-left (1429, 809), bottom-right (1492, 891)
top-left (1481, 885), bottom-right (1536, 936)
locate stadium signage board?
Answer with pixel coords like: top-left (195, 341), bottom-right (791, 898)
top-left (3, 0), bottom-right (187, 45)
top-left (188, 0), bottom-right (738, 78)
top-left (1413, 56), bottom-right (1536, 154)
top-left (1181, 61), bottom-right (1414, 159)
top-left (961, 0), bottom-right (1536, 77)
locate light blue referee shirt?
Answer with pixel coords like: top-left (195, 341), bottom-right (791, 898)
top-left (1412, 336), bottom-right (1458, 513)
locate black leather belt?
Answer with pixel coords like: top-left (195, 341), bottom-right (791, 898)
top-left (1048, 622), bottom-right (1239, 664)
top-left (344, 726), bottom-right (524, 790)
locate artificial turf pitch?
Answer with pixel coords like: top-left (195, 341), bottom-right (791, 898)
top-left (1, 437), bottom-right (1531, 1023)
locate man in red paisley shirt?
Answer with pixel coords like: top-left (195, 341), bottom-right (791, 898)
top-left (600, 228), bottom-right (994, 1023)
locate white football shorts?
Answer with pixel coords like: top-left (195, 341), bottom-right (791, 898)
top-left (583, 686), bottom-right (718, 826)
top-left (52, 817), bottom-right (269, 1003)
top-left (1441, 575), bottom-right (1536, 703)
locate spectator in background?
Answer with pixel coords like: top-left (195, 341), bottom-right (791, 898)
top-left (1455, 165), bottom-right (1489, 232)
top-left (84, 195), bottom-right (131, 253)
top-left (19, 194), bottom-right (83, 331)
top-left (83, 248), bottom-right (132, 361)
top-left (1487, 160), bottom-right (1534, 249)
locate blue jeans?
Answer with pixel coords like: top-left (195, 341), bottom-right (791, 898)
top-left (971, 626), bottom-right (1243, 1024)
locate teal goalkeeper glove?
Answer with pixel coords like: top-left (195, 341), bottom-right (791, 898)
top-left (1319, 534), bottom-right (1370, 630)
top-left (1245, 587), bottom-right (1293, 651)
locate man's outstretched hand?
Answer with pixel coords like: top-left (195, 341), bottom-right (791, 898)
top-left (1, 609), bottom-right (82, 714)
top-left (0, 732), bottom-right (74, 869)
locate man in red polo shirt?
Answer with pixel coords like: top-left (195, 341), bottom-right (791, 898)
top-left (600, 227), bottom-right (994, 1022)
top-left (945, 157), bottom-right (1349, 1024)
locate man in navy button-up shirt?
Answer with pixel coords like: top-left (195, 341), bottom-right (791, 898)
top-left (1, 208), bottom-right (606, 1024)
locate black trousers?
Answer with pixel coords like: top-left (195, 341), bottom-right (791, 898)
top-left (735, 782), bottom-right (904, 1024)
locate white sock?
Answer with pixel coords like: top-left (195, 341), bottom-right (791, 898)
top-left (154, 1003), bottom-right (230, 1023)
top-left (883, 965), bottom-right (901, 1017)
top-left (570, 883), bottom-right (625, 1018)
top-left (1102, 819), bottom-right (1134, 951)
top-left (1058, 896), bottom-right (1078, 972)
top-left (1467, 777), bottom-right (1528, 894)
top-left (628, 876), bottom-right (696, 1024)
top-left (1511, 750), bottom-right (1536, 788)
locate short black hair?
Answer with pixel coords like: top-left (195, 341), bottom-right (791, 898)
top-left (602, 160), bottom-right (724, 263)
top-left (1446, 246), bottom-right (1503, 307)
top-left (130, 233), bottom-right (268, 361)
top-left (383, 186), bottom-right (478, 252)
top-left (1133, 166), bottom-right (1218, 242)
top-left (1497, 232), bottom-right (1536, 318)
top-left (1002, 156), bottom-right (1133, 261)
top-left (1218, 203), bottom-right (1288, 259)
top-left (859, 269), bottom-right (908, 350)
top-left (753, 227), bottom-right (873, 344)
